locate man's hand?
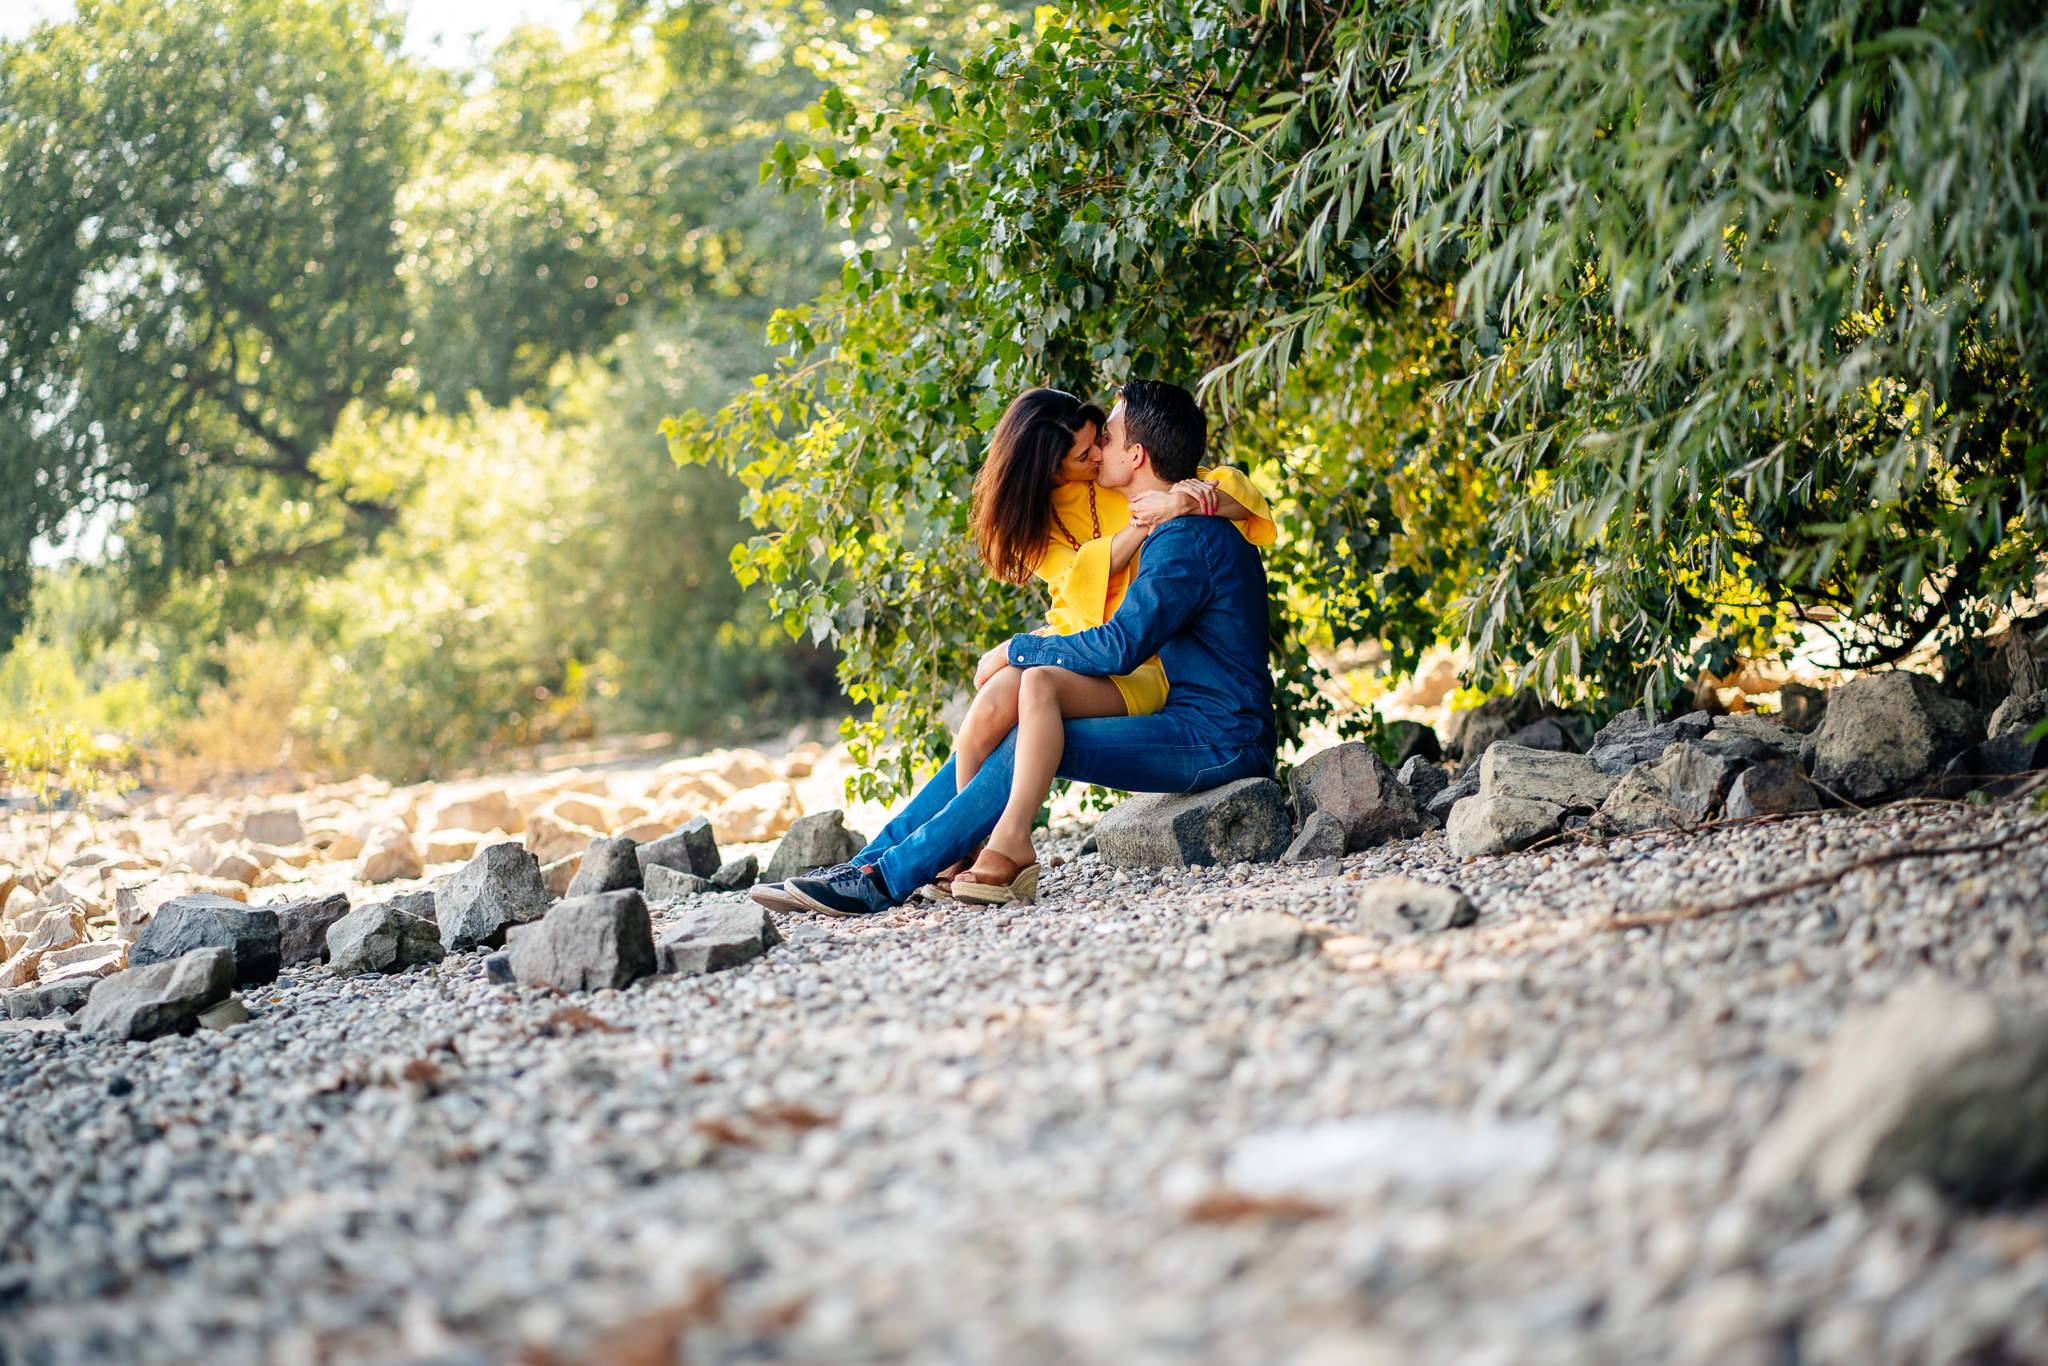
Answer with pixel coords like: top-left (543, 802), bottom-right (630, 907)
top-left (973, 643), bottom-right (1012, 690)
top-left (1127, 489), bottom-right (1192, 527)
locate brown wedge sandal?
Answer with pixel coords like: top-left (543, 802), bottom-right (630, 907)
top-left (951, 848), bottom-right (1041, 905)
top-left (914, 844), bottom-right (987, 901)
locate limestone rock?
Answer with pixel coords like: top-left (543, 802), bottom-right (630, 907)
top-left (129, 895), bottom-right (281, 986)
top-left (196, 998), bottom-right (250, 1030)
top-left (0, 908), bottom-right (87, 988)
top-left (1724, 758), bottom-right (1821, 819)
top-left (708, 781), bottom-right (802, 843)
top-left (327, 896), bottom-right (445, 976)
top-left (1354, 876), bottom-right (1478, 935)
top-left (431, 790), bottom-right (523, 836)
top-left (356, 827), bottom-right (424, 884)
top-left (1809, 672), bottom-right (1982, 801)
top-left (1213, 912), bottom-right (1314, 969)
top-left (506, 889), bottom-right (657, 992)
top-left (709, 854), bottom-right (758, 891)
top-left (272, 892), bottom-right (351, 967)
top-left (436, 842), bottom-right (550, 952)
top-left (1598, 742), bottom-right (1738, 833)
top-left (540, 854), bottom-right (582, 898)
top-left (644, 867), bottom-right (712, 902)
top-left (1742, 978), bottom-right (2048, 1204)
top-left (655, 898), bottom-right (782, 975)
top-left (763, 810), bottom-right (868, 883)
top-left (1287, 743), bottom-right (1424, 852)
top-left (1282, 809), bottom-right (1348, 864)
top-left (564, 837), bottom-right (642, 898)
top-left (523, 808), bottom-right (600, 866)
top-left (1445, 795), bottom-right (1563, 858)
top-left (423, 829), bottom-right (488, 865)
top-left (37, 940), bottom-right (125, 985)
top-left (1095, 778), bottom-right (1293, 868)
top-left (79, 946), bottom-right (235, 1041)
top-left (636, 816), bottom-right (721, 881)
top-left (1477, 745), bottom-right (1613, 810)
top-left (242, 808), bottom-right (304, 847)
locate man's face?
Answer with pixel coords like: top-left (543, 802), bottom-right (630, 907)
top-left (1096, 400), bottom-right (1143, 488)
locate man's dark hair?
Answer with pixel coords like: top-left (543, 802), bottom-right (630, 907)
top-left (1118, 380), bottom-right (1206, 482)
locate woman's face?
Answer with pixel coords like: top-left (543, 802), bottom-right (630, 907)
top-left (1055, 420), bottom-right (1103, 484)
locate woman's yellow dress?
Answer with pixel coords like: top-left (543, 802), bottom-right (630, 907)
top-left (1031, 467), bottom-right (1276, 715)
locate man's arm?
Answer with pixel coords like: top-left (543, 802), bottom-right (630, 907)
top-left (1006, 522), bottom-right (1214, 678)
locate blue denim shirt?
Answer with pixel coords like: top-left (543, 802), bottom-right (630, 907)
top-left (1006, 515), bottom-right (1277, 757)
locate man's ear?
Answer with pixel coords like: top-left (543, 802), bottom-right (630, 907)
top-left (1128, 443), bottom-right (1149, 474)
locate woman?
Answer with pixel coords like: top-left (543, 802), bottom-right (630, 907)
top-left (942, 386), bottom-right (1274, 900)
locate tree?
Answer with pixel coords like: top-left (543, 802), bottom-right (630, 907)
top-left (0, 0), bottom-right (429, 648)
top-left (686, 0), bottom-right (2048, 795)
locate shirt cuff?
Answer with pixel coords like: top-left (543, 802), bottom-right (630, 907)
top-left (1007, 634), bottom-right (1063, 669)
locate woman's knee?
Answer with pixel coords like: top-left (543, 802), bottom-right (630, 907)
top-left (1018, 666), bottom-right (1073, 711)
top-left (964, 674), bottom-right (1021, 738)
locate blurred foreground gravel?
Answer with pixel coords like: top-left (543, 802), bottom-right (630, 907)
top-left (5, 797), bottom-right (2048, 1365)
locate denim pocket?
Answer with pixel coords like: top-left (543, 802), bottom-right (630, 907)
top-left (1187, 748), bottom-right (1268, 791)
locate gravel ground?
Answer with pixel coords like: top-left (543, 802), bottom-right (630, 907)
top-left (5, 796), bottom-right (2048, 1364)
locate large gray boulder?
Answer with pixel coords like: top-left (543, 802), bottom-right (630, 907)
top-left (565, 837), bottom-right (642, 898)
top-left (1724, 757), bottom-right (1821, 818)
top-left (1598, 742), bottom-right (1738, 833)
top-left (1445, 795), bottom-right (1562, 858)
top-left (327, 895), bottom-right (445, 976)
top-left (80, 947), bottom-right (235, 1041)
top-left (636, 816), bottom-right (721, 881)
top-left (1395, 756), bottom-right (1449, 814)
top-left (1354, 877), bottom-right (1477, 936)
top-left (762, 811), bottom-right (867, 883)
top-left (128, 895), bottom-right (280, 987)
top-left (709, 853), bottom-right (758, 891)
top-left (1477, 745), bottom-right (1613, 810)
top-left (1443, 689), bottom-right (1548, 763)
top-left (1777, 680), bottom-right (1827, 732)
top-left (1809, 672), bottom-right (1982, 801)
top-left (272, 892), bottom-right (351, 967)
top-left (1743, 978), bottom-right (2048, 1204)
top-left (1586, 708), bottom-right (1713, 774)
top-left (437, 842), bottom-right (550, 952)
top-left (506, 890), bottom-right (657, 992)
top-left (1094, 777), bottom-right (1293, 867)
top-left (1287, 743), bottom-right (1424, 852)
top-left (1987, 689), bottom-right (2048, 742)
top-left (656, 898), bottom-right (782, 975)
top-left (4, 978), bottom-right (96, 1020)
top-left (644, 867), bottom-right (712, 902)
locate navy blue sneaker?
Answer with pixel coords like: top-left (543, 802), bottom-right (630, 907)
top-left (784, 863), bottom-right (900, 917)
top-left (749, 862), bottom-right (855, 914)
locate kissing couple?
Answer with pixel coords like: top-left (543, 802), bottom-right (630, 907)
top-left (753, 379), bottom-right (1281, 917)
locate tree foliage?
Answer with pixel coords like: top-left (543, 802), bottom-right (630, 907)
top-left (686, 0), bottom-right (2048, 794)
top-left (0, 0), bottom-right (425, 646)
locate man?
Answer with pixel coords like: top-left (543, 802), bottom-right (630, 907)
top-left (759, 380), bottom-right (1276, 917)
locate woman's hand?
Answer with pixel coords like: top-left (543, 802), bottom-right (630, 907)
top-left (1127, 488), bottom-right (1195, 527)
top-left (973, 643), bottom-right (1013, 690)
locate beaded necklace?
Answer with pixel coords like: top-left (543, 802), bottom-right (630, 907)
top-left (1050, 482), bottom-right (1100, 551)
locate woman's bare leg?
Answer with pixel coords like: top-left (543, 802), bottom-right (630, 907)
top-left (954, 665), bottom-right (1024, 791)
top-left (979, 667), bottom-right (1127, 867)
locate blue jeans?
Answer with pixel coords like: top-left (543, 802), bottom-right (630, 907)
top-left (850, 712), bottom-right (1273, 897)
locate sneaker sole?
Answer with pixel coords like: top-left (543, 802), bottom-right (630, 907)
top-left (782, 882), bottom-right (882, 918)
top-left (748, 884), bottom-right (804, 914)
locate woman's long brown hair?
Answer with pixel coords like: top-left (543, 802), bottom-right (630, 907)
top-left (971, 388), bottom-right (1106, 584)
